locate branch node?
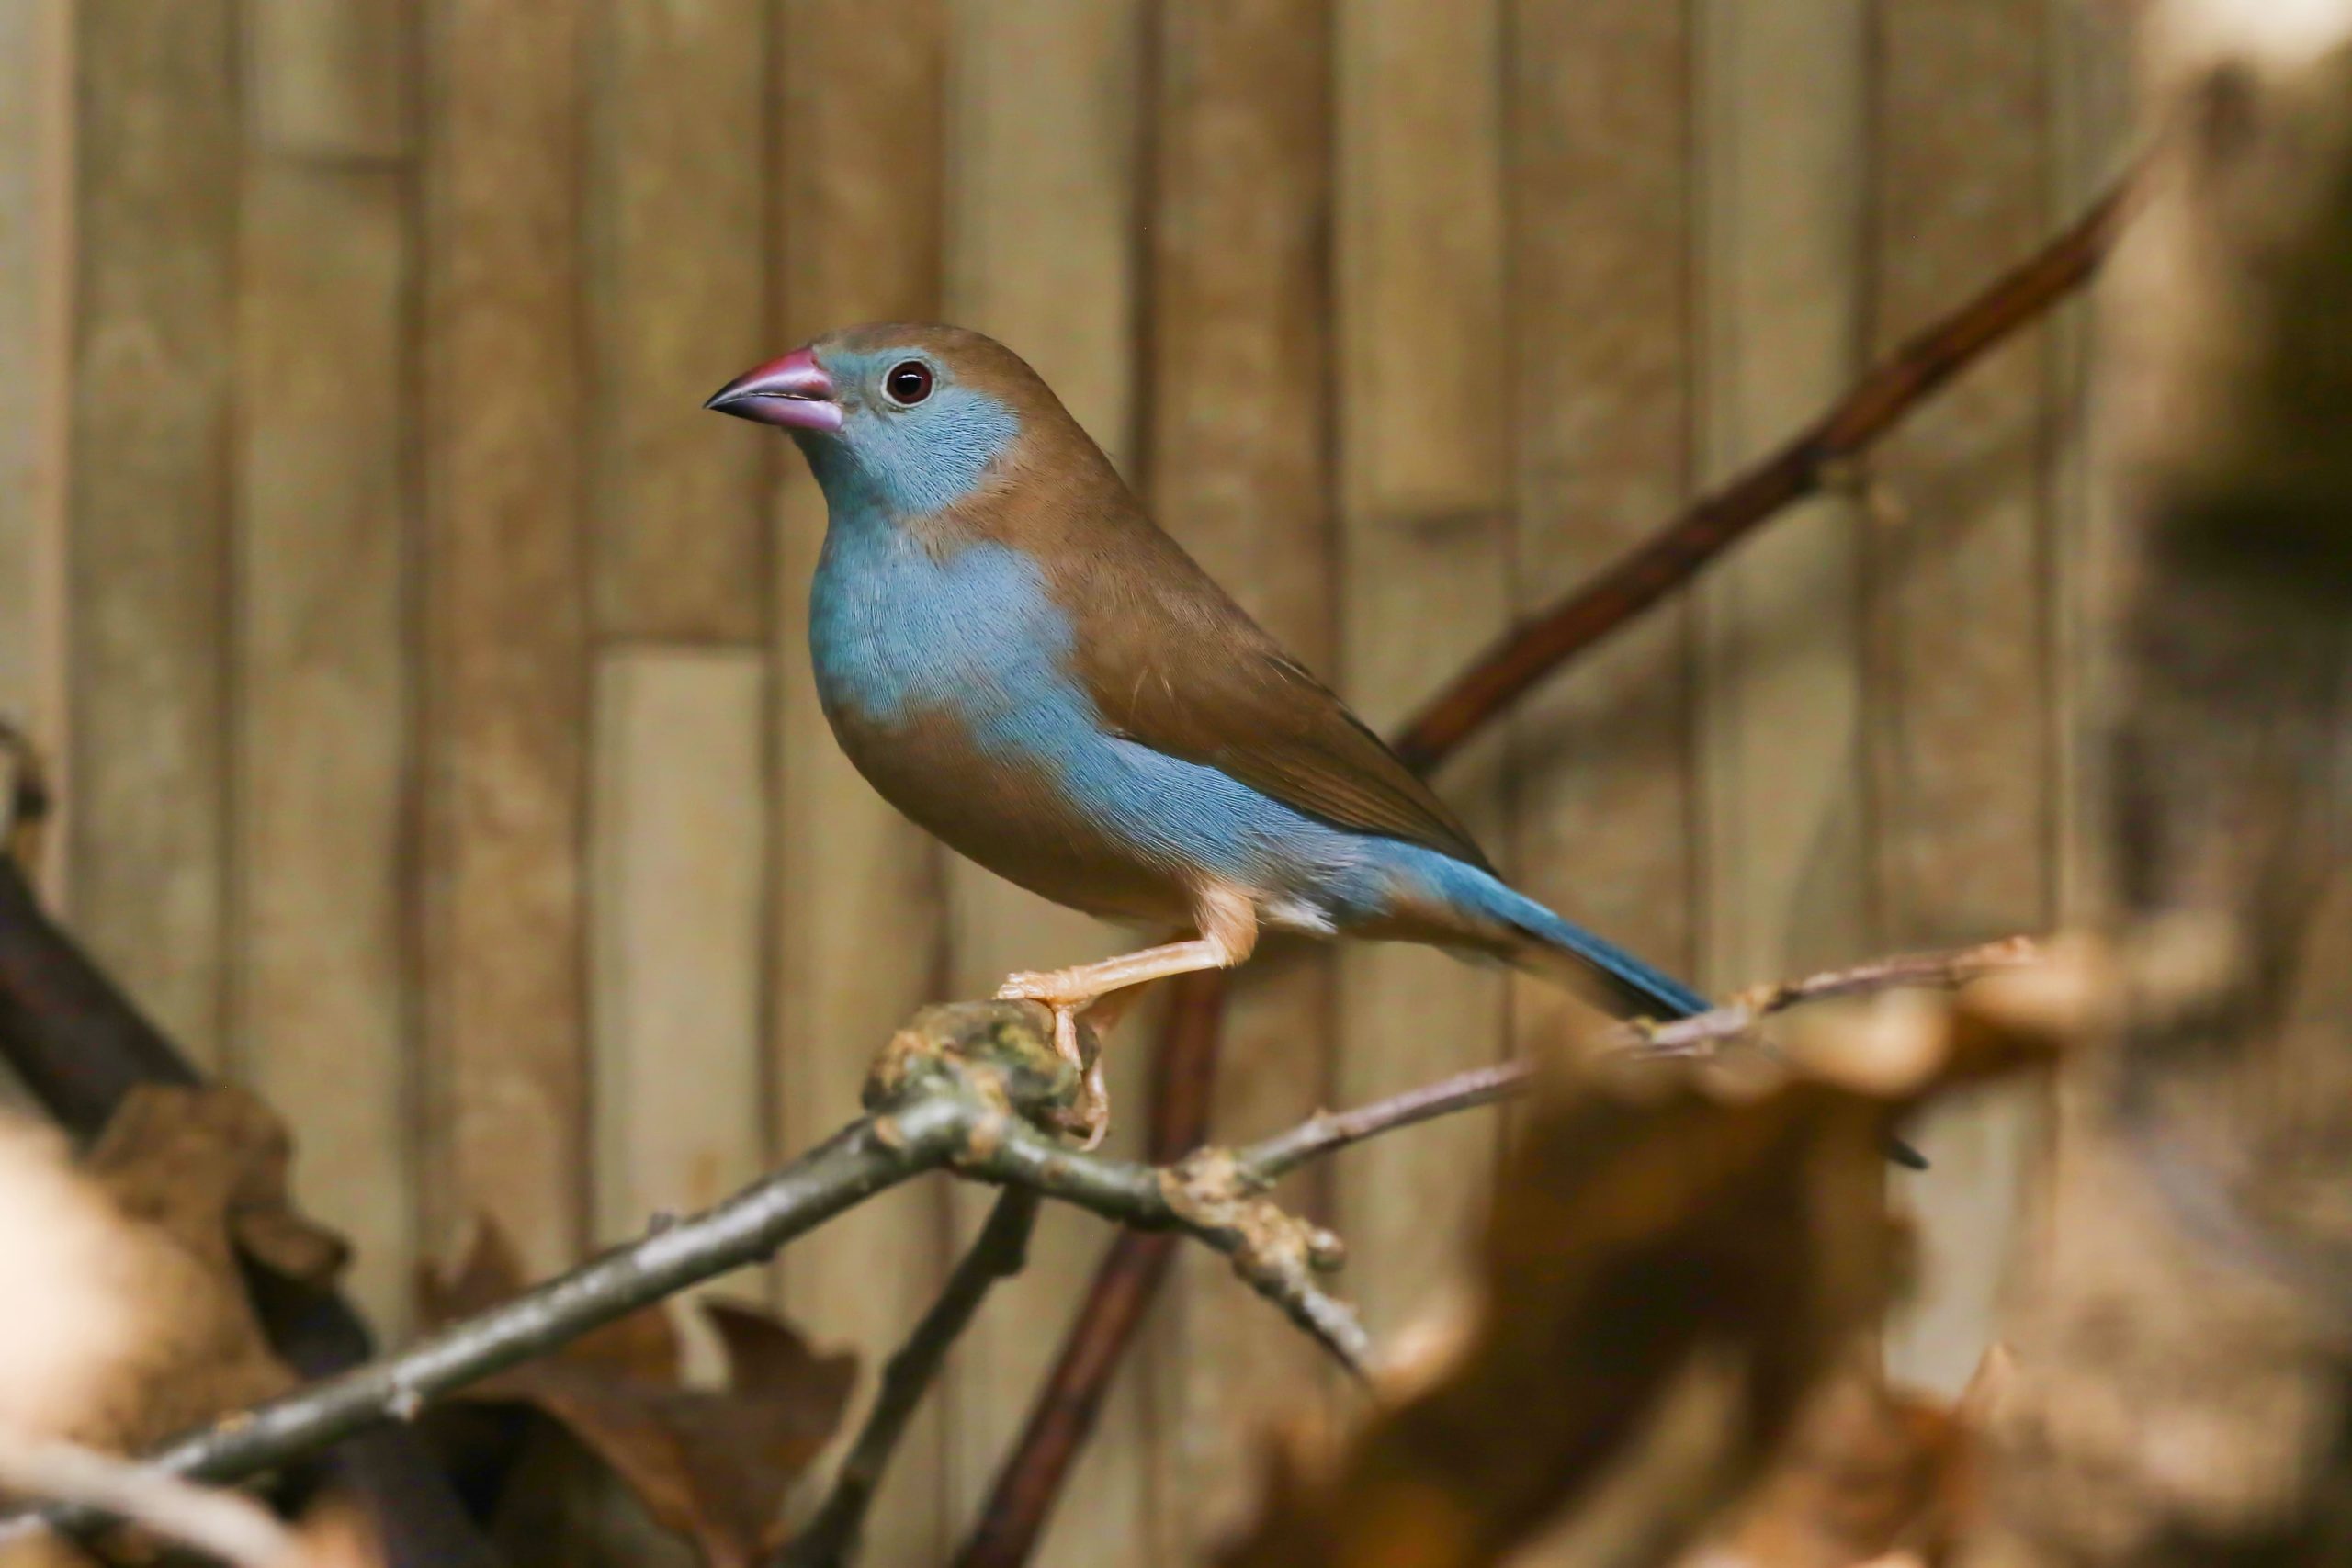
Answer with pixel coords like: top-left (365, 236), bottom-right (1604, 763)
top-left (866, 1001), bottom-right (1088, 1139)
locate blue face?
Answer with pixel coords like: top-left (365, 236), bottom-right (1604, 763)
top-left (797, 345), bottom-right (1023, 521)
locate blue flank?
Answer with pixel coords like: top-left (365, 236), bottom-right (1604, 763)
top-left (800, 359), bottom-right (1704, 1021)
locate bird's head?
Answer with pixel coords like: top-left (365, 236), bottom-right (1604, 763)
top-left (706, 323), bottom-right (1067, 518)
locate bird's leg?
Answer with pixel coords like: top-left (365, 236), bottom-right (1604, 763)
top-left (996, 888), bottom-right (1257, 1145)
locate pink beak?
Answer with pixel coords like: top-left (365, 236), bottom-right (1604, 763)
top-left (704, 346), bottom-right (844, 434)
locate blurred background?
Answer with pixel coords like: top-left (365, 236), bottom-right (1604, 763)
top-left (0, 1), bottom-right (2132, 1562)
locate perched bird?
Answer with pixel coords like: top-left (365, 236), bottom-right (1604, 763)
top-left (707, 323), bottom-right (1705, 1142)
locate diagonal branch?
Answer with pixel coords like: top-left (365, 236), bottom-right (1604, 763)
top-left (955, 176), bottom-right (2133, 1568)
top-left (10, 943), bottom-right (2037, 1547)
top-left (1237, 938), bottom-right (2042, 1183)
top-left (0, 1433), bottom-right (298, 1568)
top-left (1387, 182), bottom-right (2132, 772)
top-left (0, 728), bottom-right (503, 1568)
top-left (780, 1189), bottom-right (1043, 1568)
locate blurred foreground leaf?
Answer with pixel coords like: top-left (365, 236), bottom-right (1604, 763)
top-left (1222, 962), bottom-right (2079, 1568)
top-left (419, 1221), bottom-right (857, 1568)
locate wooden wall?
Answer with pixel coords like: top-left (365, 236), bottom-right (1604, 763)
top-left (0, 2), bottom-right (2132, 1561)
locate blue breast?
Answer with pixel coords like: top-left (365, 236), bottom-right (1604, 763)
top-left (807, 514), bottom-right (1419, 927)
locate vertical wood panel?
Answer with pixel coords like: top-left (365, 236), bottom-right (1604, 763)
top-left (1868, 0), bottom-right (2054, 1395)
top-left (420, 0), bottom-right (591, 1276)
top-left (68, 0), bottom-right (239, 1066)
top-left (1506, 0), bottom-right (1698, 1064)
top-left (236, 140), bottom-right (416, 1335)
top-left (1142, 1), bottom-right (1337, 1554)
top-left (1331, 0), bottom-right (1512, 1343)
top-left (249, 0), bottom-right (407, 159)
top-left (772, 4), bottom-right (955, 1560)
top-left (592, 649), bottom-right (767, 1350)
top-left (0, 0), bottom-right (71, 900)
top-left (587, 0), bottom-right (767, 642)
top-left (1693, 0), bottom-right (1871, 993)
top-left (941, 3), bottom-right (1156, 1560)
top-left (2048, 1), bottom-right (2134, 925)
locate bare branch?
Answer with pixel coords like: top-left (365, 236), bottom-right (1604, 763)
top-left (6, 943), bottom-right (2034, 1542)
top-left (1238, 939), bottom-right (2043, 1184)
top-left (42, 1104), bottom-right (967, 1527)
top-left (1618, 938), bottom-right (2045, 1060)
top-left (0, 1431), bottom-right (297, 1567)
top-left (13, 1003), bottom-right (1366, 1536)
top-left (952, 1104), bottom-right (1374, 1378)
top-left (781, 1189), bottom-right (1042, 1568)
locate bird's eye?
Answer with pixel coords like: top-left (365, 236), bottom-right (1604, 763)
top-left (884, 360), bottom-right (933, 406)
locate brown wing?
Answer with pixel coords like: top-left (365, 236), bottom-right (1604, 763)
top-left (1059, 525), bottom-right (1497, 874)
top-left (944, 378), bottom-right (1495, 874)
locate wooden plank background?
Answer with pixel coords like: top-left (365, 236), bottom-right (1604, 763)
top-left (0, 2), bottom-right (2134, 1560)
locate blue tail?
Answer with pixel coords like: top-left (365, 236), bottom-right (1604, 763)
top-left (1393, 848), bottom-right (1706, 1020)
top-left (1387, 849), bottom-right (1929, 1165)
top-left (1505, 897), bottom-right (1707, 1019)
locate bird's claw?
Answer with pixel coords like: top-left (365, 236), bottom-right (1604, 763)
top-left (994, 975), bottom-right (1108, 1148)
top-left (994, 968), bottom-right (1074, 1003)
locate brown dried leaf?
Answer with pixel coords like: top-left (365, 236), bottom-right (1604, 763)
top-left (289, 1504), bottom-right (392, 1568)
top-left (420, 1220), bottom-right (680, 1384)
top-left (420, 1221), bottom-right (857, 1568)
top-left (1224, 979), bottom-right (2065, 1568)
top-left (86, 1084), bottom-right (350, 1288)
top-left (0, 1089), bottom-right (322, 1452)
top-left (1690, 1361), bottom-right (1960, 1568)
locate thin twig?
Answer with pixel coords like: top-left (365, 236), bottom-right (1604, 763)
top-left (16, 944), bottom-right (2033, 1541)
top-left (958, 1111), bottom-right (1374, 1377)
top-left (14, 1014), bottom-right (1370, 1538)
top-left (1236, 939), bottom-right (2043, 1184)
top-left (1237, 1062), bottom-right (1532, 1186)
top-left (1388, 182), bottom-right (2133, 771)
top-left (956, 177), bottom-right (2132, 1568)
top-left (1622, 937), bottom-right (2044, 1060)
top-left (950, 973), bottom-right (1227, 1568)
top-left (0, 1431), bottom-right (297, 1567)
top-left (37, 1107), bottom-right (966, 1523)
top-left (780, 1189), bottom-right (1043, 1568)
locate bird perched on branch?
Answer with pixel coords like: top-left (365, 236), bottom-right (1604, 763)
top-left (707, 324), bottom-right (1705, 1144)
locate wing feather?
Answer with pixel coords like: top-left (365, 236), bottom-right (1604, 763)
top-left (1059, 526), bottom-right (1495, 874)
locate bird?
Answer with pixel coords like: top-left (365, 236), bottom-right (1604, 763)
top-left (706, 322), bottom-right (1711, 1145)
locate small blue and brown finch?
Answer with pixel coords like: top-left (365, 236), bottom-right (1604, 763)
top-left (709, 324), bottom-right (1705, 1140)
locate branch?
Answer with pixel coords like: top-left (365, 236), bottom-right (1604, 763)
top-left (1388, 180), bottom-right (2132, 772)
top-left (957, 176), bottom-right (2133, 1568)
top-left (0, 729), bottom-right (503, 1568)
top-left (781, 1189), bottom-right (1042, 1568)
top-left (0, 1432), bottom-right (297, 1568)
top-left (13, 943), bottom-right (2038, 1545)
top-left (1237, 938), bottom-right (2042, 1184)
top-left (16, 1004), bottom-right (1363, 1537)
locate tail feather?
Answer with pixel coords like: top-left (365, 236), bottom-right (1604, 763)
top-left (1427, 859), bottom-right (1928, 1167)
top-left (1499, 898), bottom-right (1708, 1021)
top-left (1395, 849), bottom-right (1705, 1020)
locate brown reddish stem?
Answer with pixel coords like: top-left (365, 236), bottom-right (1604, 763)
top-left (1390, 180), bottom-right (2130, 772)
top-left (952, 181), bottom-right (2133, 1568)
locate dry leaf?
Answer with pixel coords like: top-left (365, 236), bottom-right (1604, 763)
top-left (288, 1505), bottom-right (391, 1568)
top-left (420, 1220), bottom-right (858, 1568)
top-left (1690, 1360), bottom-right (1959, 1568)
top-left (0, 1090), bottom-right (321, 1455)
top-left (1224, 979), bottom-right (2066, 1568)
top-left (87, 1084), bottom-right (350, 1289)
